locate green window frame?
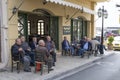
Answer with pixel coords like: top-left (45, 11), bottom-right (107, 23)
top-left (71, 18), bottom-right (87, 41)
top-left (18, 13), bottom-right (28, 40)
top-left (50, 16), bottom-right (59, 49)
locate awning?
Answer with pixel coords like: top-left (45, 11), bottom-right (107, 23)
top-left (89, 0), bottom-right (108, 2)
top-left (45, 0), bottom-right (95, 15)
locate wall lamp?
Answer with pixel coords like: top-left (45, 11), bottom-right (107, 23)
top-left (43, 0), bottom-right (47, 5)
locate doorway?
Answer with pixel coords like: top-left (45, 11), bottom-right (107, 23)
top-left (18, 9), bottom-right (59, 49)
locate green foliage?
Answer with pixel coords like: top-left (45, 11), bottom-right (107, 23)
top-left (108, 36), bottom-right (114, 44)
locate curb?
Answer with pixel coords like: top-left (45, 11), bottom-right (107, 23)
top-left (46, 52), bottom-right (114, 80)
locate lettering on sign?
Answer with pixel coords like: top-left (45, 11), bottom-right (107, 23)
top-left (63, 26), bottom-right (70, 35)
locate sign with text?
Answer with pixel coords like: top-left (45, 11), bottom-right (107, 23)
top-left (63, 26), bottom-right (70, 35)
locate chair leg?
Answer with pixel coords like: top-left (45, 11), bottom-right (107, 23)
top-left (88, 51), bottom-right (92, 58)
top-left (40, 64), bottom-right (43, 75)
top-left (64, 50), bottom-right (67, 56)
top-left (62, 50), bottom-right (64, 56)
top-left (11, 61), bottom-right (13, 72)
top-left (65, 50), bottom-right (68, 56)
top-left (48, 64), bottom-right (50, 73)
top-left (17, 62), bottom-right (20, 73)
top-left (94, 50), bottom-right (98, 56)
top-left (69, 50), bottom-right (71, 56)
top-left (34, 63), bottom-right (37, 73)
top-left (89, 51), bottom-right (92, 58)
top-left (88, 52), bottom-right (90, 58)
top-left (48, 62), bottom-right (51, 73)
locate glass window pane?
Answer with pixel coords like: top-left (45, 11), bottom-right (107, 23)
top-left (38, 20), bottom-right (44, 22)
top-left (28, 21), bottom-right (31, 35)
top-left (37, 20), bottom-right (44, 35)
top-left (72, 19), bottom-right (85, 41)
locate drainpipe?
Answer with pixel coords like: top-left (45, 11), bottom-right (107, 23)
top-left (0, 0), bottom-right (9, 69)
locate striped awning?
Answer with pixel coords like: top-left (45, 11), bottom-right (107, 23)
top-left (45, 0), bottom-right (95, 15)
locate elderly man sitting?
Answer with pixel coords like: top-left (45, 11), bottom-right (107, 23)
top-left (45, 36), bottom-right (56, 66)
top-left (62, 36), bottom-right (70, 51)
top-left (78, 38), bottom-right (92, 58)
top-left (35, 40), bottom-right (54, 70)
top-left (62, 36), bottom-right (74, 56)
top-left (11, 38), bottom-right (31, 72)
top-left (20, 35), bottom-right (35, 66)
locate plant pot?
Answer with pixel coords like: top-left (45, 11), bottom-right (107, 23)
top-left (107, 44), bottom-right (113, 50)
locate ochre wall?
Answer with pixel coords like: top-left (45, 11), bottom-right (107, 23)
top-left (8, 0), bottom-right (19, 48)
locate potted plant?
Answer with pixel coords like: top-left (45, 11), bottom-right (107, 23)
top-left (107, 36), bottom-right (114, 50)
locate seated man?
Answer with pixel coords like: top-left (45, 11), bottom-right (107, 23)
top-left (11, 38), bottom-right (31, 72)
top-left (29, 36), bottom-right (38, 51)
top-left (78, 38), bottom-right (92, 57)
top-left (45, 36), bottom-right (56, 66)
top-left (36, 40), bottom-right (53, 70)
top-left (20, 35), bottom-right (35, 66)
top-left (62, 36), bottom-right (74, 55)
top-left (71, 38), bottom-right (79, 56)
top-left (79, 36), bottom-right (87, 49)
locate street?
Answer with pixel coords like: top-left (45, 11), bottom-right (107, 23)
top-left (61, 52), bottom-right (120, 80)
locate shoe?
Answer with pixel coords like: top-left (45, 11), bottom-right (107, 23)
top-left (28, 67), bottom-right (31, 70)
top-left (81, 55), bottom-right (84, 58)
top-left (30, 63), bottom-right (35, 66)
top-left (49, 68), bottom-right (54, 71)
top-left (100, 54), bottom-right (104, 56)
top-left (24, 69), bottom-right (31, 72)
top-left (53, 63), bottom-right (55, 66)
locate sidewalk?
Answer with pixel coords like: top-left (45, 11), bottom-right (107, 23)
top-left (0, 51), bottom-right (114, 80)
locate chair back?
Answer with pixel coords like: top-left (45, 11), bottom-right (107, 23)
top-left (35, 52), bottom-right (45, 62)
top-left (11, 46), bottom-right (21, 61)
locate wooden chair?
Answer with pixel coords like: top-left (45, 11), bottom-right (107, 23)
top-left (84, 50), bottom-right (92, 58)
top-left (11, 52), bottom-right (21, 73)
top-left (61, 49), bottom-right (71, 56)
top-left (34, 52), bottom-right (51, 75)
top-left (61, 42), bottom-right (71, 56)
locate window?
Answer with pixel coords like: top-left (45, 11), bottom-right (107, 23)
top-left (37, 20), bottom-right (44, 35)
top-left (18, 14), bottom-right (28, 37)
top-left (28, 21), bottom-right (31, 35)
top-left (71, 18), bottom-right (87, 41)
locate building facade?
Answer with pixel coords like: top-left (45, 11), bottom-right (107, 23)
top-left (0, 0), bottom-right (107, 68)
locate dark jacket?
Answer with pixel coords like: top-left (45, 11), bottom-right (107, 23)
top-left (35, 45), bottom-right (49, 62)
top-left (11, 44), bottom-right (22, 56)
top-left (62, 40), bottom-right (70, 50)
top-left (45, 41), bottom-right (55, 52)
top-left (11, 44), bottom-right (25, 60)
top-left (79, 39), bottom-right (86, 49)
top-left (29, 41), bottom-right (37, 51)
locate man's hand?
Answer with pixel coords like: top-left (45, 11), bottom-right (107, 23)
top-left (50, 49), bottom-right (53, 52)
top-left (19, 48), bottom-right (23, 51)
top-left (27, 48), bottom-right (31, 51)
